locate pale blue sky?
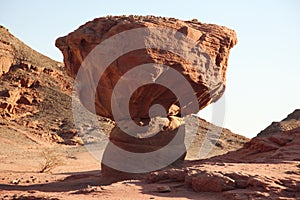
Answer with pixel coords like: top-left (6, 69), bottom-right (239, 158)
top-left (1, 0), bottom-right (300, 137)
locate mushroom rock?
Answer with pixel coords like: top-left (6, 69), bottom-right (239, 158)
top-left (55, 15), bottom-right (237, 177)
top-left (55, 15), bottom-right (237, 120)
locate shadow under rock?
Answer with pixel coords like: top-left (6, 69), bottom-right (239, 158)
top-left (0, 170), bottom-right (119, 192)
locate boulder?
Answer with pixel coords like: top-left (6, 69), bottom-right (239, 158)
top-left (55, 15), bottom-right (237, 120)
top-left (189, 171), bottom-right (236, 192)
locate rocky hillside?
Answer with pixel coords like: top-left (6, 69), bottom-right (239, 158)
top-left (257, 109), bottom-right (300, 137)
top-left (0, 25), bottom-right (113, 145)
top-left (0, 25), bottom-right (60, 76)
top-left (186, 116), bottom-right (249, 160)
top-left (214, 109), bottom-right (300, 163)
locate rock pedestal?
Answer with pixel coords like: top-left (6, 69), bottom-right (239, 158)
top-left (101, 117), bottom-right (186, 177)
top-left (55, 15), bottom-right (237, 178)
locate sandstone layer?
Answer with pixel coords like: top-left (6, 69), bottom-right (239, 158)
top-left (55, 15), bottom-right (237, 120)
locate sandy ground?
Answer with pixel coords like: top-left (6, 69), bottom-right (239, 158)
top-left (0, 111), bottom-right (298, 200)
top-left (0, 142), bottom-right (222, 200)
top-left (1, 128), bottom-right (299, 200)
top-left (1, 149), bottom-right (299, 200)
top-left (0, 124), bottom-right (222, 200)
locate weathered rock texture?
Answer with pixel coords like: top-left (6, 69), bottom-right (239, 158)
top-left (147, 109), bottom-right (300, 199)
top-left (0, 25), bottom-right (88, 145)
top-left (55, 15), bottom-right (237, 120)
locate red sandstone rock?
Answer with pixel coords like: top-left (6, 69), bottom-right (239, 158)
top-left (190, 171), bottom-right (235, 192)
top-left (55, 15), bottom-right (237, 120)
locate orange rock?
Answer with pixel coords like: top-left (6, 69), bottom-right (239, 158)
top-left (56, 15), bottom-right (237, 120)
top-left (190, 171), bottom-right (235, 192)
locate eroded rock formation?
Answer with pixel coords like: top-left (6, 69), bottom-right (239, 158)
top-left (56, 15), bottom-right (237, 120)
top-left (56, 15), bottom-right (237, 176)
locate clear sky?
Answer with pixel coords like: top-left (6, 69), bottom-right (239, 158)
top-left (1, 0), bottom-right (300, 138)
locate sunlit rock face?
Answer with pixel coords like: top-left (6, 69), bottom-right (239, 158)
top-left (55, 15), bottom-right (237, 120)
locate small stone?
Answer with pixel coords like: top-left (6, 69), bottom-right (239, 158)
top-left (216, 162), bottom-right (226, 166)
top-left (156, 185), bottom-right (171, 193)
top-left (31, 177), bottom-right (38, 182)
top-left (11, 179), bottom-right (20, 185)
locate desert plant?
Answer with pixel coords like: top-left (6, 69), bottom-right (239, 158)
top-left (39, 149), bottom-right (62, 173)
